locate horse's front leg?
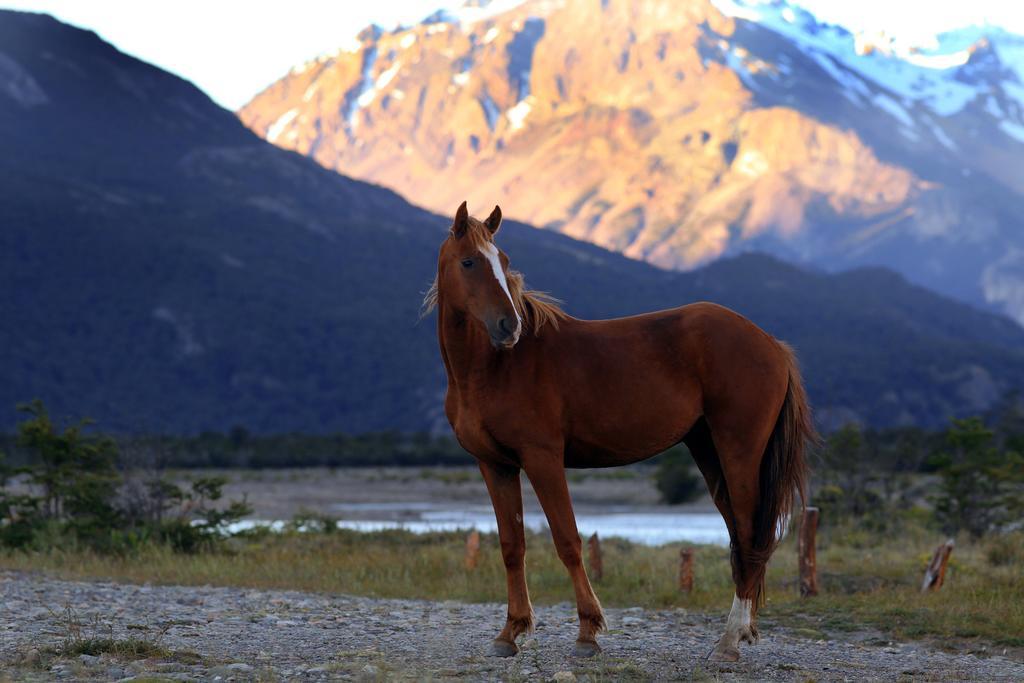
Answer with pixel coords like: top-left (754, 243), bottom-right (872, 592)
top-left (523, 452), bottom-right (606, 657)
top-left (478, 460), bottom-right (534, 656)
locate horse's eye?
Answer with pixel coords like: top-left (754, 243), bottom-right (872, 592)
top-left (461, 258), bottom-right (474, 268)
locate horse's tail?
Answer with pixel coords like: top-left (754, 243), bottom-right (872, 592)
top-left (751, 341), bottom-right (817, 606)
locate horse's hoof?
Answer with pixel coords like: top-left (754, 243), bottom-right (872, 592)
top-left (573, 639), bottom-right (601, 657)
top-left (708, 643), bottom-right (741, 662)
top-left (490, 639), bottom-right (519, 657)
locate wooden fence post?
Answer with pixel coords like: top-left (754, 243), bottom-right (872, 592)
top-left (798, 506), bottom-right (819, 598)
top-left (678, 547), bottom-right (694, 593)
top-left (587, 532), bottom-right (603, 581)
top-left (921, 539), bottom-right (955, 592)
top-left (464, 530), bottom-right (480, 570)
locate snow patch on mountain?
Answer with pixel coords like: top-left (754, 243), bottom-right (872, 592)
top-left (985, 97), bottom-right (1004, 118)
top-left (1003, 81), bottom-right (1024, 113)
top-left (342, 46), bottom-right (379, 129)
top-left (983, 249), bottom-right (1024, 325)
top-left (873, 93), bottom-right (914, 127)
top-left (806, 51), bottom-right (871, 104)
top-left (930, 122), bottom-right (957, 150)
top-left (266, 108), bottom-right (299, 143)
top-left (711, 0), bottom-right (1013, 118)
top-left (904, 51), bottom-right (970, 70)
top-left (507, 97), bottom-right (532, 130)
top-left (428, 0), bottom-right (528, 27)
top-left (722, 45), bottom-right (760, 90)
top-left (999, 120), bottom-right (1024, 144)
top-left (152, 307), bottom-right (204, 358)
top-left (735, 149), bottom-right (769, 177)
top-left (375, 61), bottom-right (402, 91)
top-left (0, 53), bottom-right (48, 108)
top-left (355, 57), bottom-right (400, 110)
top-left (992, 35), bottom-right (1024, 86)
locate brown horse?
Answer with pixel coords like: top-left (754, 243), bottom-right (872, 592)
top-left (424, 202), bottom-right (815, 661)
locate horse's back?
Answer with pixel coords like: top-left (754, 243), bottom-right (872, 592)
top-left (644, 301), bottom-right (791, 414)
top-left (554, 301), bottom-right (788, 465)
top-left (573, 300), bottom-right (784, 371)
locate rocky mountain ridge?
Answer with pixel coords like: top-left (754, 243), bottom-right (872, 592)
top-left (239, 0), bottom-right (1024, 325)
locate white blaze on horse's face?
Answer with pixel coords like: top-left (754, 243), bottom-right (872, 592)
top-left (479, 241), bottom-right (522, 331)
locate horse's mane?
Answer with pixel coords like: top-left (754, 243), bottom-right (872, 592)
top-left (421, 223), bottom-right (568, 335)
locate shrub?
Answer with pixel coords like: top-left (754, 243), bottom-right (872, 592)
top-left (0, 401), bottom-right (250, 553)
top-left (985, 532), bottom-right (1024, 567)
top-left (810, 423), bottom-right (931, 533)
top-left (0, 452), bottom-right (41, 548)
top-left (288, 508), bottom-right (339, 534)
top-left (653, 446), bottom-right (704, 505)
top-left (929, 418), bottom-right (1024, 538)
top-left (2, 400), bottom-right (122, 549)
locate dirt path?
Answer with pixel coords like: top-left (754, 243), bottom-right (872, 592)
top-left (2, 572), bottom-right (1021, 681)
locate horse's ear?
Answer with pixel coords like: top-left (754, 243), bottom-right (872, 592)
top-left (484, 205), bottom-right (502, 235)
top-left (451, 201), bottom-right (469, 239)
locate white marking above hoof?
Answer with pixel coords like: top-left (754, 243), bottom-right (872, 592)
top-left (711, 593), bottom-right (756, 661)
top-left (725, 594), bottom-right (753, 635)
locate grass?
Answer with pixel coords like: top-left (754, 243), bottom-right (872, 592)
top-left (61, 637), bottom-right (166, 658)
top-left (28, 602), bottom-right (173, 667)
top-left (3, 525), bottom-right (1022, 656)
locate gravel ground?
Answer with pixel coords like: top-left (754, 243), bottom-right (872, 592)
top-left (1, 572), bottom-right (1022, 682)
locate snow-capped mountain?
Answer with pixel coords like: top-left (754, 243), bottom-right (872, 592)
top-left (709, 0), bottom-right (1024, 187)
top-left (239, 0), bottom-right (1024, 325)
top-left (6, 7), bottom-right (1024, 430)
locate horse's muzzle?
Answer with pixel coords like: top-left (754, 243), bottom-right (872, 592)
top-left (488, 316), bottom-right (521, 350)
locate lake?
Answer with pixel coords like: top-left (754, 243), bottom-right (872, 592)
top-left (228, 501), bottom-right (730, 546)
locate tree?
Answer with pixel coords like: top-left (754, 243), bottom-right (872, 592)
top-left (15, 399), bottom-right (121, 536)
top-left (814, 424), bottom-right (882, 523)
top-left (1, 401), bottom-right (251, 552)
top-left (930, 418), bottom-right (1024, 538)
top-left (0, 451), bottom-right (40, 547)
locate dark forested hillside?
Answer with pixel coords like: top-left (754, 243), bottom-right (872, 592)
top-left (2, 10), bottom-right (1023, 434)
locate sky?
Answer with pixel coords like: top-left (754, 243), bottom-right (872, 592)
top-left (3, 0), bottom-right (1023, 110)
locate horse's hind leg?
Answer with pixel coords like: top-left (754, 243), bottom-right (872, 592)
top-left (478, 461), bottom-right (534, 656)
top-left (705, 408), bottom-right (781, 662)
top-left (685, 420), bottom-right (754, 661)
top-left (710, 473), bottom-right (763, 662)
top-left (684, 418), bottom-right (736, 548)
top-left (522, 450), bottom-right (606, 657)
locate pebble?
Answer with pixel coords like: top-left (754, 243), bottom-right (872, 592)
top-left (1, 570), bottom-right (1022, 682)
